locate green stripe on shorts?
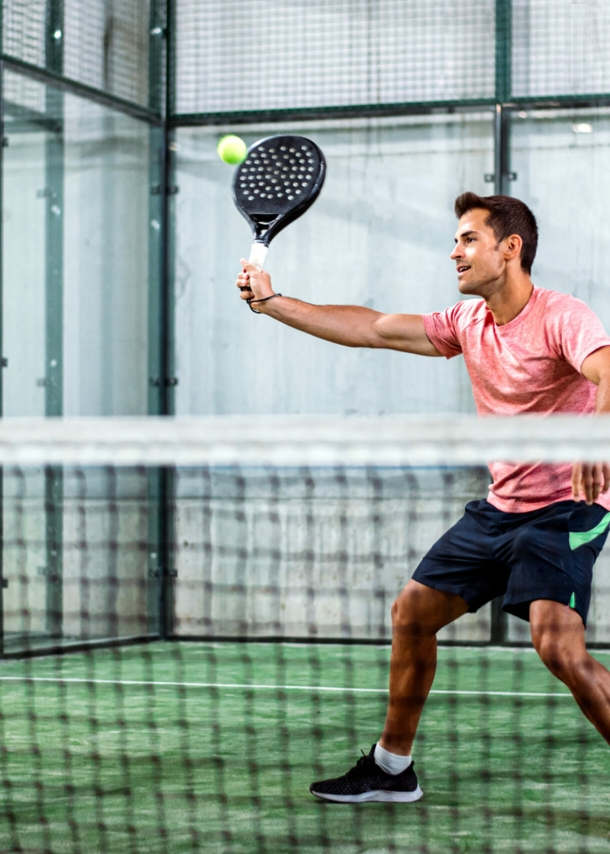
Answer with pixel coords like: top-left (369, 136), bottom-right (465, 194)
top-left (569, 512), bottom-right (610, 550)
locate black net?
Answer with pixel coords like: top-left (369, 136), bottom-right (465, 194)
top-left (174, 0), bottom-right (496, 115)
top-left (1, 416), bottom-right (610, 852)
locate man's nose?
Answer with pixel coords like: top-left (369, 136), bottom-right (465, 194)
top-left (450, 245), bottom-right (461, 260)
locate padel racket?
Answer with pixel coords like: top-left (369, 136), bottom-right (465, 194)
top-left (232, 135), bottom-right (326, 270)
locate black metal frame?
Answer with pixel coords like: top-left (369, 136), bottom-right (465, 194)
top-left (0, 43), bottom-right (4, 655)
top-left (2, 55), bottom-right (163, 125)
top-left (1, 0), bottom-right (610, 654)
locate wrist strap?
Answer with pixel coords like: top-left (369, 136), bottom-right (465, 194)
top-left (247, 293), bottom-right (283, 314)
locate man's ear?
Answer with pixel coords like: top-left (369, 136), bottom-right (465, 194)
top-left (504, 233), bottom-right (523, 261)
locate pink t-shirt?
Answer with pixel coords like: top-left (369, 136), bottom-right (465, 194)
top-left (423, 286), bottom-right (610, 512)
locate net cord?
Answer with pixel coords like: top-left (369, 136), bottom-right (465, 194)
top-left (0, 415), bottom-right (606, 466)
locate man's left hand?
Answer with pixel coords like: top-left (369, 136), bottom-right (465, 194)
top-left (572, 462), bottom-right (610, 505)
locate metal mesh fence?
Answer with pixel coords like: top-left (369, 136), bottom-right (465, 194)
top-left (512, 0), bottom-right (610, 99)
top-left (2, 0), bottom-right (152, 107)
top-left (63, 0), bottom-right (151, 106)
top-left (2, 0), bottom-right (46, 68)
top-left (5, 2), bottom-right (610, 117)
top-left (174, 0), bottom-right (497, 115)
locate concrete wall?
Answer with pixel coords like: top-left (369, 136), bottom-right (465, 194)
top-left (173, 467), bottom-right (492, 642)
top-left (511, 108), bottom-right (610, 329)
top-left (4, 464), bottom-right (609, 647)
top-left (173, 113), bottom-right (493, 416)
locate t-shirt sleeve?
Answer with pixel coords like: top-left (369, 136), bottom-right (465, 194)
top-left (422, 303), bottom-right (465, 359)
top-left (548, 295), bottom-right (610, 373)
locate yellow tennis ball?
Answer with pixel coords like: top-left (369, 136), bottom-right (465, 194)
top-left (217, 135), bottom-right (247, 165)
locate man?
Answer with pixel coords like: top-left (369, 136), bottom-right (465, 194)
top-left (236, 193), bottom-right (610, 804)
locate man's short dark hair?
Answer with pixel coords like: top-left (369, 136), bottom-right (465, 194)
top-left (454, 192), bottom-right (538, 274)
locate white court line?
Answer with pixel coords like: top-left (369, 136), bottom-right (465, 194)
top-left (0, 676), bottom-right (572, 699)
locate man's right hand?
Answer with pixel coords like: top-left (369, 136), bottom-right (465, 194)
top-left (236, 259), bottom-right (275, 306)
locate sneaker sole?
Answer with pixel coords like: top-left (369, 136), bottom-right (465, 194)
top-left (310, 785), bottom-right (423, 804)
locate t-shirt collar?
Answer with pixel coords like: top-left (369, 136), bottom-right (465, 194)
top-left (487, 284), bottom-right (538, 331)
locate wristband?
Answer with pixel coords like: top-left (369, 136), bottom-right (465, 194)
top-left (247, 293), bottom-right (283, 314)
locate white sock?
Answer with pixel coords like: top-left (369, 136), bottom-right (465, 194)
top-left (374, 742), bottom-right (412, 776)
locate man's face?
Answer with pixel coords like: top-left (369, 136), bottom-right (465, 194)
top-left (450, 208), bottom-right (508, 296)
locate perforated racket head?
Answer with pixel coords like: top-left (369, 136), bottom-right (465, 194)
top-left (232, 135), bottom-right (326, 251)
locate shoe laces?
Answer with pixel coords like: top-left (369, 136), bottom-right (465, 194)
top-left (346, 750), bottom-right (376, 778)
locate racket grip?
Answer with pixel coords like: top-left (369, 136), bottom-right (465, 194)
top-left (249, 242), bottom-right (268, 271)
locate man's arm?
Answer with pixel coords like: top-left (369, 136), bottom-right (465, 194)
top-left (236, 260), bottom-right (442, 357)
top-left (572, 346), bottom-right (610, 504)
top-left (581, 346), bottom-right (610, 412)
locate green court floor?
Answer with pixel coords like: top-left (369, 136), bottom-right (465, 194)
top-left (0, 641), bottom-right (609, 853)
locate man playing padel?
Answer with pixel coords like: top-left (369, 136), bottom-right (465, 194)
top-left (236, 192), bottom-right (610, 803)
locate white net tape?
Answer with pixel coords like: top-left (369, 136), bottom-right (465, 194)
top-left (0, 414), bottom-right (608, 467)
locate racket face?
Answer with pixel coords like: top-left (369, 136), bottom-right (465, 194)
top-left (232, 135), bottom-right (326, 246)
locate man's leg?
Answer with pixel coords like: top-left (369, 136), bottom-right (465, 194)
top-left (530, 599), bottom-right (610, 744)
top-left (309, 578), bottom-right (470, 802)
top-left (379, 579), bottom-right (469, 755)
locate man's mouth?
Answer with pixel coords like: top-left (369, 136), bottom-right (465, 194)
top-left (457, 265), bottom-right (470, 275)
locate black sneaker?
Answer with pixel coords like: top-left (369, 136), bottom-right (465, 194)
top-left (309, 744), bottom-right (423, 804)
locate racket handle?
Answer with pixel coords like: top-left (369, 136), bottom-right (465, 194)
top-left (249, 242), bottom-right (268, 271)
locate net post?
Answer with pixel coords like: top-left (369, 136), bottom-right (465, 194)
top-left (0, 0), bottom-right (5, 656)
top-left (145, 0), bottom-right (176, 641)
top-left (158, 0), bottom-right (177, 418)
top-left (160, 0), bottom-right (177, 641)
top-left (158, 466), bottom-right (176, 640)
top-left (42, 0), bottom-right (65, 643)
top-left (493, 104), bottom-right (513, 197)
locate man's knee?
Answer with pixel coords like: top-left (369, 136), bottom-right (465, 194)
top-left (532, 631), bottom-right (571, 677)
top-left (391, 584), bottom-right (431, 637)
top-left (391, 580), bottom-right (467, 637)
top-left (530, 602), bottom-right (588, 680)
top-left (534, 634), bottom-right (596, 686)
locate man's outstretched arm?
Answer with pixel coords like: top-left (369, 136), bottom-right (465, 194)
top-left (236, 260), bottom-right (442, 357)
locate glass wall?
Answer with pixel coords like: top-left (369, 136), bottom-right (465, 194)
top-left (3, 69), bottom-right (153, 417)
top-left (1, 68), bottom-right (160, 652)
top-left (3, 0), bottom-right (610, 652)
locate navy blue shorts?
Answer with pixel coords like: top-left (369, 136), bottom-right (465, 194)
top-left (412, 500), bottom-right (610, 625)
